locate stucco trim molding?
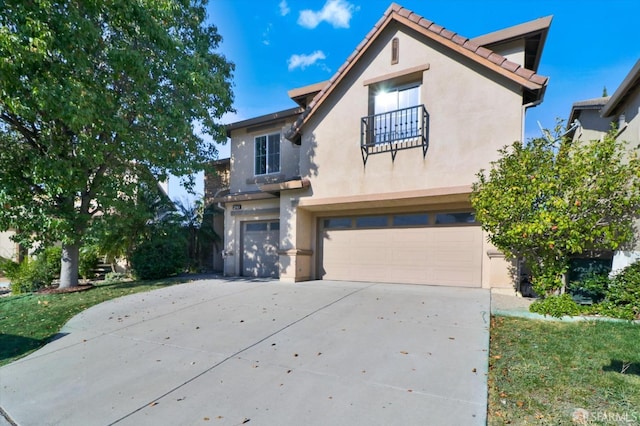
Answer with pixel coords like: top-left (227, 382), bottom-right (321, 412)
top-left (297, 185), bottom-right (472, 211)
top-left (230, 208), bottom-right (280, 217)
top-left (259, 178), bottom-right (311, 193)
top-left (486, 248), bottom-right (506, 259)
top-left (277, 249), bottom-right (313, 256)
top-left (363, 64), bottom-right (430, 86)
top-left (213, 191), bottom-right (278, 203)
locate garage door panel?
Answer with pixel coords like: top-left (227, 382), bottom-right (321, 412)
top-left (243, 222), bottom-right (279, 278)
top-left (321, 224), bottom-right (482, 287)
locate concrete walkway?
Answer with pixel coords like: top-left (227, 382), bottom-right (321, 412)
top-left (0, 279), bottom-right (490, 425)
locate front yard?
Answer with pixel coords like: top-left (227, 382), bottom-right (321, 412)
top-left (0, 277), bottom-right (190, 366)
top-left (488, 316), bottom-right (640, 425)
top-left (2, 280), bottom-right (639, 425)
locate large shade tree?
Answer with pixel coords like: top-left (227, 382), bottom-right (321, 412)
top-left (472, 125), bottom-right (640, 296)
top-left (0, 0), bottom-right (233, 287)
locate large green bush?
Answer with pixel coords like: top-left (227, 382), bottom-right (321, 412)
top-left (604, 261), bottom-right (640, 319)
top-left (130, 234), bottom-right (187, 280)
top-left (4, 246), bottom-right (61, 294)
top-left (531, 260), bottom-right (640, 320)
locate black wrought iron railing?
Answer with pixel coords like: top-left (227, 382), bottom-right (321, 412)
top-left (360, 104), bottom-right (429, 164)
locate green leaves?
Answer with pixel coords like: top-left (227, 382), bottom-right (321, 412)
top-left (472, 126), bottom-right (640, 295)
top-left (0, 0), bottom-right (234, 283)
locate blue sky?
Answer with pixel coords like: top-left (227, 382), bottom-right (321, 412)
top-left (168, 0), bottom-right (639, 201)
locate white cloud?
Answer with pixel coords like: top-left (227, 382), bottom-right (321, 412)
top-left (287, 50), bottom-right (327, 71)
top-left (298, 0), bottom-right (355, 29)
top-left (279, 0), bottom-right (290, 16)
top-left (262, 23), bottom-right (273, 46)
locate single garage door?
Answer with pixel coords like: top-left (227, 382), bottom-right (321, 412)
top-left (320, 212), bottom-right (482, 287)
top-left (242, 221), bottom-right (279, 278)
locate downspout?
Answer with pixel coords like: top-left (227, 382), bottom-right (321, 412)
top-left (521, 98), bottom-right (543, 143)
top-left (516, 97), bottom-right (542, 294)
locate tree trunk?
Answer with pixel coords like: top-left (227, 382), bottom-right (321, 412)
top-left (59, 243), bottom-right (80, 288)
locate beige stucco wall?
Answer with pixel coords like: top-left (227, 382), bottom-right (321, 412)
top-left (572, 108), bottom-right (611, 142)
top-left (222, 198), bottom-right (280, 276)
top-left (229, 120), bottom-right (300, 194)
top-left (285, 24), bottom-right (525, 288)
top-left (298, 23), bottom-right (523, 201)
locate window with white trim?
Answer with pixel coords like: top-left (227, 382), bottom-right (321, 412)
top-left (373, 84), bottom-right (421, 143)
top-left (255, 133), bottom-right (280, 175)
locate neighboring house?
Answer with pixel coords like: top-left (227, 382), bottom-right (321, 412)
top-left (0, 230), bottom-right (19, 261)
top-left (211, 3), bottom-right (551, 290)
top-left (568, 59), bottom-right (640, 273)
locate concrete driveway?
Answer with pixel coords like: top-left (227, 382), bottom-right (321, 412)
top-left (0, 279), bottom-right (490, 425)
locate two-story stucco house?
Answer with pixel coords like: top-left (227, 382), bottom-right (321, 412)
top-left (211, 3), bottom-right (551, 290)
top-left (568, 59), bottom-right (640, 273)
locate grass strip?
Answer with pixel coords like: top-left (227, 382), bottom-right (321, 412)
top-left (489, 316), bottom-right (640, 425)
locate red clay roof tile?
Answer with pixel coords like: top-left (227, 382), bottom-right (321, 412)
top-left (501, 59), bottom-right (520, 72)
top-left (530, 73), bottom-right (548, 85)
top-left (440, 28), bottom-right (456, 40)
top-left (515, 67), bottom-right (535, 79)
top-left (475, 46), bottom-right (492, 59)
top-left (462, 39), bottom-right (481, 52)
top-left (418, 18), bottom-right (433, 28)
top-left (452, 34), bottom-right (468, 46)
top-left (429, 23), bottom-right (444, 34)
top-left (488, 52), bottom-right (506, 66)
top-left (408, 13), bottom-right (421, 23)
top-left (398, 8), bottom-right (411, 18)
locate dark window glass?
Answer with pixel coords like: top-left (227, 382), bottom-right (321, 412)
top-left (435, 212), bottom-right (476, 225)
top-left (255, 133), bottom-right (280, 175)
top-left (392, 213), bottom-right (429, 226)
top-left (324, 218), bottom-right (352, 229)
top-left (270, 222), bottom-right (280, 231)
top-left (246, 222), bottom-right (268, 232)
top-left (355, 216), bottom-right (388, 228)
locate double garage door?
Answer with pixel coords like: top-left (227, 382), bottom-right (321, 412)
top-left (320, 212), bottom-right (482, 287)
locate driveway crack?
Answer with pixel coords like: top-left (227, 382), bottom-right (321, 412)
top-left (108, 283), bottom-right (374, 425)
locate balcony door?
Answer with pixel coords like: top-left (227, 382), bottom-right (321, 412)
top-left (373, 85), bottom-right (420, 143)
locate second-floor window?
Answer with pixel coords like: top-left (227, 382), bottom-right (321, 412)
top-left (255, 133), bottom-right (280, 175)
top-left (373, 84), bottom-right (420, 143)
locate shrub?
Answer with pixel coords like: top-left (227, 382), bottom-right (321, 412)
top-left (2, 247), bottom-right (61, 294)
top-left (79, 245), bottom-right (100, 279)
top-left (604, 261), bottom-right (640, 319)
top-left (567, 272), bottom-right (610, 304)
top-left (41, 246), bottom-right (62, 279)
top-left (130, 234), bottom-right (187, 280)
top-left (530, 294), bottom-right (583, 318)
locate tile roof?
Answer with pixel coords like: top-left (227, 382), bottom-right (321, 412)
top-left (285, 3), bottom-right (550, 141)
top-left (572, 97), bottom-right (610, 109)
top-left (568, 97), bottom-right (609, 125)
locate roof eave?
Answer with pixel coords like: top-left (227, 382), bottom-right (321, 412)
top-left (601, 59), bottom-right (640, 117)
top-left (225, 106), bottom-right (303, 137)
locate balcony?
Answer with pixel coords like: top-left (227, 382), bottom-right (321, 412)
top-left (360, 104), bottom-right (429, 164)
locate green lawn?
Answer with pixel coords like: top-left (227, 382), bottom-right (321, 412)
top-left (489, 316), bottom-right (640, 425)
top-left (0, 278), bottom-right (190, 366)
